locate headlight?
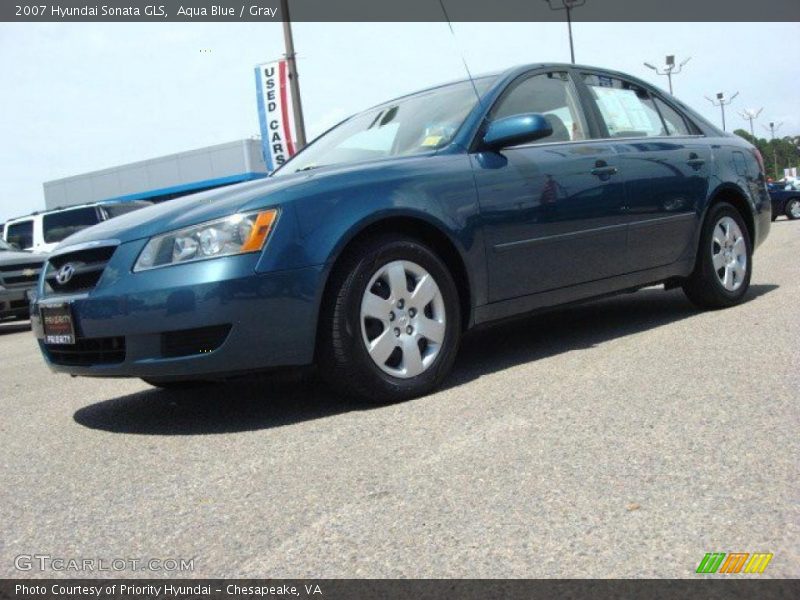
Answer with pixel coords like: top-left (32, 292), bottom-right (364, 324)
top-left (133, 209), bottom-right (278, 272)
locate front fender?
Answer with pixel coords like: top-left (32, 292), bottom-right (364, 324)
top-left (251, 153), bottom-right (488, 317)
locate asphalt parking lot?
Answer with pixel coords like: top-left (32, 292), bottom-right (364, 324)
top-left (0, 220), bottom-right (797, 579)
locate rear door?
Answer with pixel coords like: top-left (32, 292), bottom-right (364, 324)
top-left (579, 72), bottom-right (710, 271)
top-left (472, 69), bottom-right (629, 302)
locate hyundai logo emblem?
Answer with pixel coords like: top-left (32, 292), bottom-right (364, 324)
top-left (55, 263), bottom-right (76, 285)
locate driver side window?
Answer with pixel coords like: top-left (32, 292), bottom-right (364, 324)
top-left (491, 72), bottom-right (587, 144)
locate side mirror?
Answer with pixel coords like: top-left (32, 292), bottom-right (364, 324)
top-left (482, 113), bottom-right (553, 151)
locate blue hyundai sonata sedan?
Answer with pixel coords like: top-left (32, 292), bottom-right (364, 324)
top-left (32, 64), bottom-right (771, 403)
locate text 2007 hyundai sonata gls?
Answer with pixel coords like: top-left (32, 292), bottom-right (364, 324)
top-left (32, 64), bottom-right (771, 403)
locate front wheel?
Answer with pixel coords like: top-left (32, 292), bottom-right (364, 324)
top-left (682, 202), bottom-right (752, 309)
top-left (785, 198), bottom-right (800, 220)
top-left (318, 234), bottom-right (461, 404)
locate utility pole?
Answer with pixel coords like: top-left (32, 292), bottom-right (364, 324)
top-left (705, 91), bottom-right (739, 131)
top-left (643, 55), bottom-right (691, 95)
top-left (281, 0), bottom-right (307, 149)
top-left (544, 0), bottom-right (587, 64)
top-left (738, 107), bottom-right (763, 138)
top-left (763, 121), bottom-right (784, 179)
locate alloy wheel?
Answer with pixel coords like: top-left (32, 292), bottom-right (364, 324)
top-left (711, 216), bottom-right (747, 292)
top-left (788, 199), bottom-right (800, 219)
top-left (360, 260), bottom-right (446, 379)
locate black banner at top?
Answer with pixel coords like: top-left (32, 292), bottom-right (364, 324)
top-left (2, 0), bottom-right (800, 22)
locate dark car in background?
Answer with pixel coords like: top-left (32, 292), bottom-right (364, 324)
top-left (0, 238), bottom-right (46, 321)
top-left (30, 64), bottom-right (770, 403)
top-left (768, 181), bottom-right (800, 220)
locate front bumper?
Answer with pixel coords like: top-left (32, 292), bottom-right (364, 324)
top-left (0, 287), bottom-right (31, 320)
top-left (33, 240), bottom-right (324, 379)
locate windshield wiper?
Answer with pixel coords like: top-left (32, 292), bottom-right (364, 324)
top-left (295, 164), bottom-right (325, 173)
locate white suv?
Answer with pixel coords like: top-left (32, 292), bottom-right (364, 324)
top-left (4, 201), bottom-right (151, 253)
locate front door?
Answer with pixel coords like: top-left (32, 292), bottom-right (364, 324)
top-left (472, 70), bottom-right (630, 302)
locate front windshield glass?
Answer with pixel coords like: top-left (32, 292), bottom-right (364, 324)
top-left (275, 77), bottom-right (495, 175)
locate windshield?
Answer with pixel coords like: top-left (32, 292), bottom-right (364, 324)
top-left (43, 206), bottom-right (100, 244)
top-left (275, 77), bottom-right (495, 175)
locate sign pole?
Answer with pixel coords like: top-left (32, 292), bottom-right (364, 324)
top-left (281, 0), bottom-right (307, 150)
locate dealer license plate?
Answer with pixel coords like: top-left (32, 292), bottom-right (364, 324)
top-left (41, 304), bottom-right (76, 345)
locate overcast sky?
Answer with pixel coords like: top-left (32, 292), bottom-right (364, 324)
top-left (1, 21), bottom-right (798, 222)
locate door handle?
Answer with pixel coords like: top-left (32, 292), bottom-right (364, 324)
top-left (591, 165), bottom-right (618, 177)
top-left (686, 153), bottom-right (706, 168)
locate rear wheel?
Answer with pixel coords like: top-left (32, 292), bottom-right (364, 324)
top-left (318, 234), bottom-right (461, 404)
top-left (785, 198), bottom-right (800, 220)
top-left (682, 202), bottom-right (752, 309)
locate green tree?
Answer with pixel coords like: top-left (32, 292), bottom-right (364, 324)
top-left (734, 128), bottom-right (800, 179)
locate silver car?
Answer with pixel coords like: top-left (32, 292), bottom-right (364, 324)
top-left (0, 238), bottom-right (46, 321)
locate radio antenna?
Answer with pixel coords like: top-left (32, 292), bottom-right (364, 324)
top-left (437, 0), bottom-right (484, 108)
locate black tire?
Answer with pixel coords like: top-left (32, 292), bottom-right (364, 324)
top-left (785, 198), bottom-right (800, 220)
top-left (318, 234), bottom-right (461, 404)
top-left (142, 378), bottom-right (211, 390)
top-left (682, 202), bottom-right (752, 309)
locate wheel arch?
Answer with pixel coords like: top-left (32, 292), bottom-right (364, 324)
top-left (703, 183), bottom-right (756, 244)
top-left (316, 213), bottom-right (475, 340)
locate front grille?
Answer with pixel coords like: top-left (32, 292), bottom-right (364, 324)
top-left (161, 324), bottom-right (231, 358)
top-left (45, 336), bottom-right (125, 366)
top-left (4, 275), bottom-right (39, 285)
top-left (0, 262), bottom-right (42, 288)
top-left (45, 246), bottom-right (116, 294)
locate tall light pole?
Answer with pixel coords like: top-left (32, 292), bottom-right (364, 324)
top-left (763, 121), bottom-right (784, 179)
top-left (544, 0), bottom-right (587, 64)
top-left (281, 0), bottom-right (307, 149)
top-left (738, 107), bottom-right (763, 138)
top-left (705, 91), bottom-right (739, 131)
top-left (643, 55), bottom-right (691, 95)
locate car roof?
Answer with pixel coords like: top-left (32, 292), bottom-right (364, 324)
top-left (355, 62), bottom-right (672, 117)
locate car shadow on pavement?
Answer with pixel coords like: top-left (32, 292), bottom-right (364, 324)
top-left (0, 320), bottom-right (30, 335)
top-left (73, 374), bottom-right (365, 436)
top-left (446, 284), bottom-right (778, 390)
top-left (73, 284), bottom-right (777, 436)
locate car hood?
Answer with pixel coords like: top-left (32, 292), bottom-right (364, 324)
top-left (52, 154), bottom-right (440, 251)
top-left (52, 175), bottom-right (303, 250)
top-left (0, 250), bottom-right (47, 266)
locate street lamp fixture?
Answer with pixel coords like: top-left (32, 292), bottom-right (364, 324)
top-left (643, 55), bottom-right (691, 95)
top-left (762, 121), bottom-right (784, 179)
top-left (705, 91), bottom-right (739, 131)
top-left (738, 107), bottom-right (763, 138)
top-left (544, 0), bottom-right (587, 64)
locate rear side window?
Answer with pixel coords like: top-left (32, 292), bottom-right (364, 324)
top-left (492, 71), bottom-right (587, 143)
top-left (653, 97), bottom-right (691, 136)
top-left (101, 202), bottom-right (150, 219)
top-left (6, 220), bottom-right (34, 250)
top-left (43, 207), bottom-right (100, 243)
top-left (583, 74), bottom-right (666, 138)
